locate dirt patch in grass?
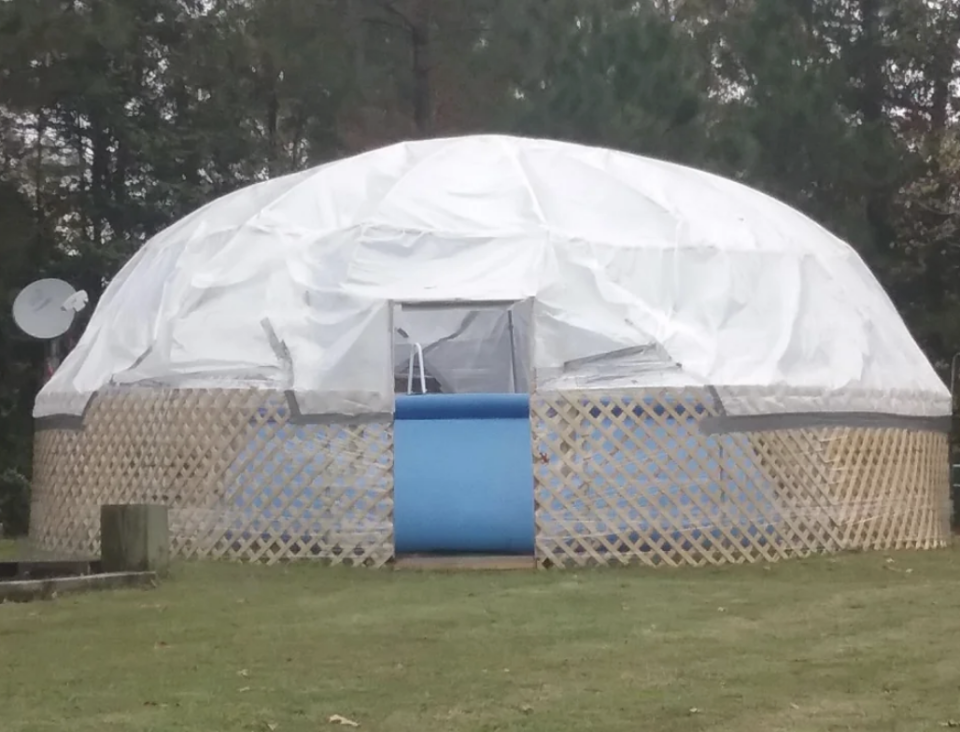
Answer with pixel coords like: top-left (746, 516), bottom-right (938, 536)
top-left (2, 548), bottom-right (959, 731)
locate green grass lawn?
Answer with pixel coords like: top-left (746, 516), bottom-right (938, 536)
top-left (0, 538), bottom-right (18, 560)
top-left (3, 548), bottom-right (960, 732)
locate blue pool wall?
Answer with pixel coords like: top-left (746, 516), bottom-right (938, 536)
top-left (393, 393), bottom-right (534, 554)
top-left (223, 393), bottom-right (783, 554)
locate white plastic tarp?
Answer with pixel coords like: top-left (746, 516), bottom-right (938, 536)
top-left (34, 134), bottom-right (950, 419)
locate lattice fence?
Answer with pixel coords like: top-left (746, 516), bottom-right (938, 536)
top-left (531, 389), bottom-right (949, 568)
top-left (30, 389), bottom-right (394, 566)
top-left (31, 386), bottom-right (948, 570)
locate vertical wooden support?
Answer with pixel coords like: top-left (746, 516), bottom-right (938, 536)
top-left (100, 504), bottom-right (170, 575)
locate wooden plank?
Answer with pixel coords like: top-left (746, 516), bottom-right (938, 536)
top-left (100, 504), bottom-right (170, 575)
top-left (12, 560), bottom-right (100, 580)
top-left (0, 571), bottom-right (157, 603)
top-left (394, 555), bottom-right (536, 571)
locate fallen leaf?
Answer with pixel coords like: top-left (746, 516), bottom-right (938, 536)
top-left (237, 669), bottom-right (249, 678)
top-left (790, 703), bottom-right (800, 710)
top-left (238, 686), bottom-right (251, 693)
top-left (263, 723), bottom-right (278, 731)
top-left (329, 714), bottom-right (359, 727)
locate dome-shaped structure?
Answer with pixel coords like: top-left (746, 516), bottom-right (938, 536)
top-left (31, 135), bottom-right (950, 567)
top-left (36, 134), bottom-right (949, 418)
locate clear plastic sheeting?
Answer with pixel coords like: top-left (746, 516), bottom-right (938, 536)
top-left (393, 302), bottom-right (532, 395)
top-left (34, 134), bottom-right (950, 419)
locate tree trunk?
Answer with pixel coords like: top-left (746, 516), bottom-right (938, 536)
top-left (410, 0), bottom-right (433, 137)
top-left (857, 0), bottom-right (895, 253)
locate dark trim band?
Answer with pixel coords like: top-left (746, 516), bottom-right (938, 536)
top-left (34, 414), bottom-right (86, 431)
top-left (699, 411), bottom-right (951, 435)
top-left (283, 391), bottom-right (392, 425)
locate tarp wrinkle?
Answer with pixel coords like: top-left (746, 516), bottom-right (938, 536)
top-left (34, 135), bottom-right (950, 420)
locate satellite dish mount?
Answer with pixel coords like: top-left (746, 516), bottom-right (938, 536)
top-left (12, 278), bottom-right (88, 382)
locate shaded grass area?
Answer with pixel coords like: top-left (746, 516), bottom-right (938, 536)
top-left (3, 548), bottom-right (960, 731)
top-left (0, 539), bottom-right (17, 560)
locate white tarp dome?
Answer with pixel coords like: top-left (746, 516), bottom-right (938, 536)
top-left (35, 134), bottom-right (949, 419)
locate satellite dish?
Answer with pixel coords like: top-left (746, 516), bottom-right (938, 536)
top-left (62, 290), bottom-right (89, 313)
top-left (12, 278), bottom-right (86, 340)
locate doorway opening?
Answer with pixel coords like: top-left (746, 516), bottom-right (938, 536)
top-left (391, 300), bottom-right (536, 562)
top-left (392, 300), bottom-right (531, 395)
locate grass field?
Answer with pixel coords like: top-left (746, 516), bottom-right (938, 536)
top-left (3, 547), bottom-right (960, 732)
top-left (0, 538), bottom-right (17, 560)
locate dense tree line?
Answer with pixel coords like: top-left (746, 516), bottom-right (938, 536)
top-left (0, 0), bottom-right (958, 532)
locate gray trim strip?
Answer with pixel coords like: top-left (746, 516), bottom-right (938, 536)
top-left (562, 345), bottom-right (665, 372)
top-left (261, 318), bottom-right (294, 384)
top-left (284, 392), bottom-right (393, 425)
top-left (705, 385), bottom-right (728, 417)
top-left (34, 391), bottom-right (100, 432)
top-left (35, 414), bottom-right (86, 431)
top-left (398, 299), bottom-right (520, 311)
top-left (35, 392), bottom-right (951, 434)
top-left (700, 411), bottom-right (951, 435)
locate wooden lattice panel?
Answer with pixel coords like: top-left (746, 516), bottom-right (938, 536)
top-left (745, 429), bottom-right (845, 554)
top-left (30, 389), bottom-right (394, 566)
top-left (531, 390), bottom-right (949, 568)
top-left (822, 427), bottom-right (948, 550)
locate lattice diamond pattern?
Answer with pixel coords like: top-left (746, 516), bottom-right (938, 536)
top-left (30, 389), bottom-right (394, 566)
top-left (32, 386), bottom-right (947, 569)
top-left (531, 389), bottom-right (949, 568)
top-left (823, 427), bottom-right (948, 551)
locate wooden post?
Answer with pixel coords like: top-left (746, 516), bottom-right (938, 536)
top-left (100, 504), bottom-right (170, 575)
